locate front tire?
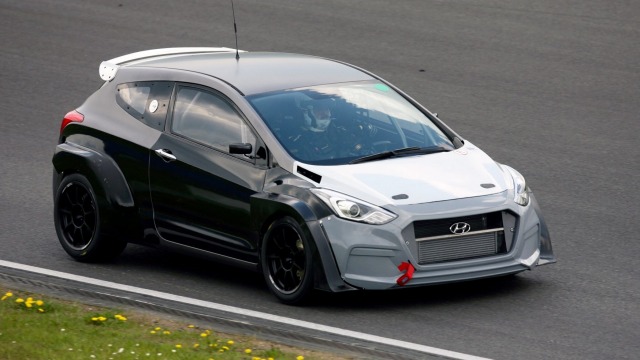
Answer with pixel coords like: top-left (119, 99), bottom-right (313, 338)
top-left (260, 217), bottom-right (316, 305)
top-left (54, 173), bottom-right (126, 262)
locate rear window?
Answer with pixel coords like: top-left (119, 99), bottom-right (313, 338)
top-left (116, 82), bottom-right (173, 130)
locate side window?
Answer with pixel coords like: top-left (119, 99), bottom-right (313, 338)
top-left (116, 82), bottom-right (173, 130)
top-left (171, 86), bottom-right (257, 158)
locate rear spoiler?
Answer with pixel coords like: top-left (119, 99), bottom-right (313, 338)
top-left (98, 47), bottom-right (244, 81)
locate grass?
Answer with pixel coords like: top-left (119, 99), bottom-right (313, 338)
top-left (0, 288), bottom-right (351, 360)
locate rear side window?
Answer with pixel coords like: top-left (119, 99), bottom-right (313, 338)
top-left (116, 82), bottom-right (173, 130)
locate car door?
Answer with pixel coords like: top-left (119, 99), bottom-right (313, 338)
top-left (148, 84), bottom-right (267, 262)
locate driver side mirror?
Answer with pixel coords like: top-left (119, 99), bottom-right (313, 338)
top-left (229, 143), bottom-right (252, 155)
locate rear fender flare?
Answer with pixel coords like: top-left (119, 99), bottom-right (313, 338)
top-left (52, 142), bottom-right (134, 209)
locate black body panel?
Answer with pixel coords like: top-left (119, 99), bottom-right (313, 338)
top-left (52, 66), bottom-right (348, 289)
top-left (149, 132), bottom-right (266, 262)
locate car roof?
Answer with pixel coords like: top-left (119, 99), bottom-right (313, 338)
top-left (120, 51), bottom-right (374, 95)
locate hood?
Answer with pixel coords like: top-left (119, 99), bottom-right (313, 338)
top-left (295, 143), bottom-right (511, 206)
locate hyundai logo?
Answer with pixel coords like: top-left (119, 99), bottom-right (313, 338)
top-left (450, 222), bottom-right (471, 234)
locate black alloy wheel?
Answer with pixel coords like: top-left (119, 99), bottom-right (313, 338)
top-left (261, 217), bottom-right (315, 304)
top-left (54, 173), bottom-right (126, 261)
top-left (57, 179), bottom-right (97, 251)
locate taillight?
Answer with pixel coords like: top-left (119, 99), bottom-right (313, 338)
top-left (60, 110), bottom-right (84, 134)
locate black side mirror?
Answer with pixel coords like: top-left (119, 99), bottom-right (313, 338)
top-left (229, 143), bottom-right (252, 155)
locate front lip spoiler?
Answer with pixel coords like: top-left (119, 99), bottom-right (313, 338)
top-left (520, 249), bottom-right (540, 268)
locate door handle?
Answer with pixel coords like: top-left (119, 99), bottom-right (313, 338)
top-left (154, 148), bottom-right (177, 162)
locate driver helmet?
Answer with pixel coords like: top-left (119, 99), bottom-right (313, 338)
top-left (304, 99), bottom-right (333, 132)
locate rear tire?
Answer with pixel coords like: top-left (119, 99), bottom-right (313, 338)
top-left (54, 173), bottom-right (126, 262)
top-left (260, 217), bottom-right (316, 305)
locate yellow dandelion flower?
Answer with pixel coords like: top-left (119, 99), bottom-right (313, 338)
top-left (205, 329), bottom-right (212, 335)
top-left (15, 298), bottom-right (25, 303)
top-left (25, 302), bottom-right (33, 308)
top-left (92, 317), bottom-right (99, 321)
top-left (193, 343), bottom-right (200, 348)
top-left (227, 340), bottom-right (234, 345)
top-left (154, 327), bottom-right (162, 331)
top-left (38, 308), bottom-right (45, 313)
top-left (200, 332), bottom-right (208, 338)
top-left (114, 315), bottom-right (127, 321)
top-left (35, 300), bottom-right (44, 306)
top-left (244, 348), bottom-right (252, 354)
top-left (218, 349), bottom-right (224, 353)
top-left (297, 356), bottom-right (305, 360)
top-left (188, 324), bottom-right (195, 328)
top-left (222, 346), bottom-right (230, 351)
top-left (1, 292), bottom-right (13, 301)
top-left (175, 344), bottom-right (182, 349)
top-left (163, 330), bottom-right (171, 335)
top-left (26, 297), bottom-right (34, 302)
top-left (150, 331), bottom-right (156, 334)
top-left (98, 316), bottom-right (107, 321)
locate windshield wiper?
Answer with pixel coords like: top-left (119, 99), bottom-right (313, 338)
top-left (349, 146), bottom-right (449, 164)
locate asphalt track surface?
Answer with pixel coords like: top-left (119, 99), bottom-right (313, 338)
top-left (1, 1), bottom-right (639, 359)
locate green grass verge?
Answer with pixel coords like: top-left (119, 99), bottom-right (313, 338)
top-left (0, 288), bottom-right (349, 360)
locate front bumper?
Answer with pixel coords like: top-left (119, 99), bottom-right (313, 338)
top-left (317, 190), bottom-right (555, 290)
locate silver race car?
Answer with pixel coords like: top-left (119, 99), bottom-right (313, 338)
top-left (53, 48), bottom-right (555, 304)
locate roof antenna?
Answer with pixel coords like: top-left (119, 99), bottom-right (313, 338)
top-left (231, 0), bottom-right (240, 60)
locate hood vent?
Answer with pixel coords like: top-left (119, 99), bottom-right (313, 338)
top-left (297, 166), bottom-right (322, 183)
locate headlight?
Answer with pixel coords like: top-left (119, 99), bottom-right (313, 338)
top-left (310, 188), bottom-right (397, 225)
top-left (502, 165), bottom-right (530, 206)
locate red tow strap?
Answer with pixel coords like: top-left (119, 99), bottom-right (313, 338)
top-left (396, 261), bottom-right (415, 286)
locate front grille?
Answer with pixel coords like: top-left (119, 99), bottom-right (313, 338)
top-left (418, 231), bottom-right (500, 264)
top-left (414, 212), bottom-right (507, 265)
top-left (414, 212), bottom-right (502, 238)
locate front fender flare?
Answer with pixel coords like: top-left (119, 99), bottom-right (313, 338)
top-left (251, 192), bottom-right (356, 293)
top-left (530, 192), bottom-right (556, 265)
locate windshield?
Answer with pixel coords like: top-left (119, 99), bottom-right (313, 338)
top-left (248, 81), bottom-right (455, 165)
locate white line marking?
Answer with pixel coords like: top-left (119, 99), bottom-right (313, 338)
top-left (0, 259), bottom-right (491, 360)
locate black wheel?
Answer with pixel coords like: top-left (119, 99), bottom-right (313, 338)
top-left (54, 173), bottom-right (126, 262)
top-left (260, 217), bottom-right (315, 305)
